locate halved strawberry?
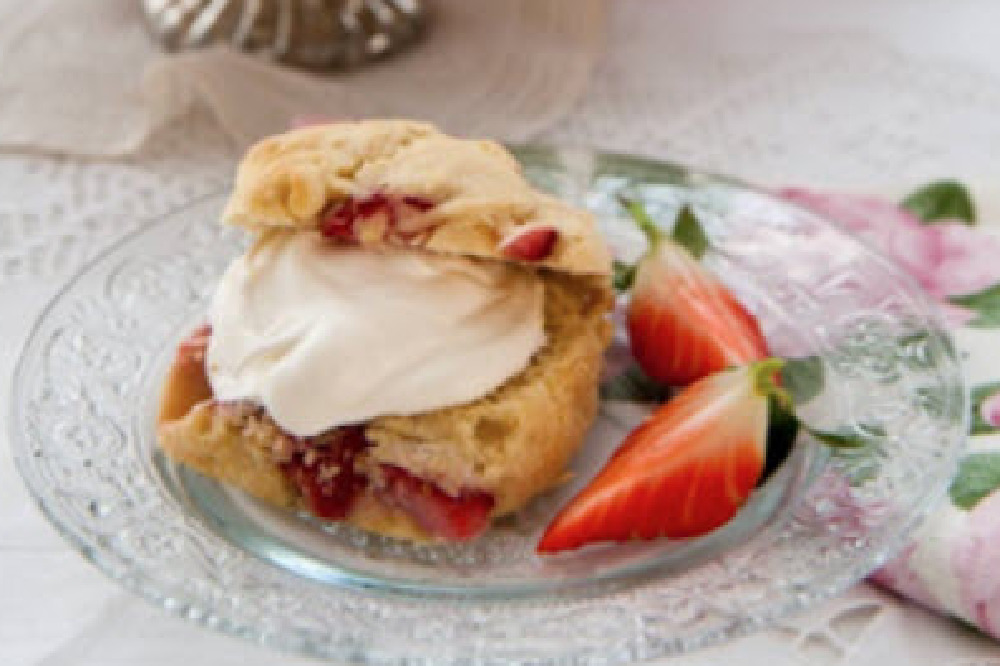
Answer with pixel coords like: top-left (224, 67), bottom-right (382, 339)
top-left (537, 361), bottom-right (778, 553)
top-left (622, 203), bottom-right (768, 385)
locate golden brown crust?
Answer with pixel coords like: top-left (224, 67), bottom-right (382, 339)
top-left (156, 271), bottom-right (612, 540)
top-left (222, 120), bottom-right (611, 276)
top-left (158, 402), bottom-right (299, 508)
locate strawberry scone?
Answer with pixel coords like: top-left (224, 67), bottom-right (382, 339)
top-left (157, 120), bottom-right (613, 542)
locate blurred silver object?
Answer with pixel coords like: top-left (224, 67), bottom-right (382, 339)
top-left (141, 0), bottom-right (427, 69)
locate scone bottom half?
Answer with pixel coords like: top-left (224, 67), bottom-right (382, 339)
top-left (157, 121), bottom-right (614, 543)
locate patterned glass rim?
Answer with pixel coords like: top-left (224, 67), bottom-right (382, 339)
top-left (10, 146), bottom-right (967, 663)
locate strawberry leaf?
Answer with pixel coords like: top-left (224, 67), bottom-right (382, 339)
top-left (970, 381), bottom-right (1000, 435)
top-left (949, 284), bottom-right (1000, 328)
top-left (613, 260), bottom-right (637, 292)
top-left (806, 427), bottom-right (870, 449)
top-left (901, 180), bottom-right (976, 225)
top-left (671, 205), bottom-right (709, 259)
top-left (781, 356), bottom-right (824, 406)
top-left (950, 452), bottom-right (1000, 510)
top-left (617, 196), bottom-right (663, 245)
top-left (600, 365), bottom-right (673, 403)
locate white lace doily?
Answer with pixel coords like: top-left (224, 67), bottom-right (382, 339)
top-left (4, 1), bottom-right (1000, 664)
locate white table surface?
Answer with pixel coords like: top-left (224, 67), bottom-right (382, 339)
top-left (4, 1), bottom-right (1000, 664)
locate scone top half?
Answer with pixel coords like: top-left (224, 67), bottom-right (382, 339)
top-left (223, 120), bottom-right (611, 276)
top-left (159, 121), bottom-right (614, 543)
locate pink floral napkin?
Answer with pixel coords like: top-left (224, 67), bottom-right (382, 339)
top-left (781, 185), bottom-right (1000, 639)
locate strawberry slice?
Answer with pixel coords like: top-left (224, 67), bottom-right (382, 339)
top-left (622, 203), bottom-right (768, 385)
top-left (537, 362), bottom-right (776, 553)
top-left (379, 465), bottom-right (495, 541)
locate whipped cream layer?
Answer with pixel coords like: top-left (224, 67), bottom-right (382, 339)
top-left (207, 232), bottom-right (546, 437)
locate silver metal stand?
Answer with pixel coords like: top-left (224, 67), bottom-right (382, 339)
top-left (142, 0), bottom-right (426, 69)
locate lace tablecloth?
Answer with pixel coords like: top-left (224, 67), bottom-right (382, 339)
top-left (4, 1), bottom-right (1000, 664)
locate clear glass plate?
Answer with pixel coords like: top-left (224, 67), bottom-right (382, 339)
top-left (11, 147), bottom-right (966, 664)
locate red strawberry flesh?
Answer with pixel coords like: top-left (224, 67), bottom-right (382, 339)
top-left (354, 192), bottom-right (390, 217)
top-left (402, 195), bottom-right (434, 212)
top-left (320, 206), bottom-right (356, 241)
top-left (319, 192), bottom-right (436, 244)
top-left (500, 226), bottom-right (558, 261)
top-left (281, 426), bottom-right (372, 520)
top-left (628, 241), bottom-right (768, 385)
top-left (280, 435), bottom-right (495, 539)
top-left (537, 365), bottom-right (769, 553)
top-left (379, 465), bottom-right (495, 541)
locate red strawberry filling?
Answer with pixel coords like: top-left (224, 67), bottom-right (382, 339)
top-left (280, 426), bottom-right (372, 520)
top-left (320, 192), bottom-right (437, 245)
top-left (279, 432), bottom-right (495, 539)
top-left (499, 225), bottom-right (559, 261)
top-left (320, 193), bottom-right (559, 262)
top-left (378, 465), bottom-right (495, 541)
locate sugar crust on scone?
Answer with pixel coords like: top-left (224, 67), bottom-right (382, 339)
top-left (222, 120), bottom-right (611, 276)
